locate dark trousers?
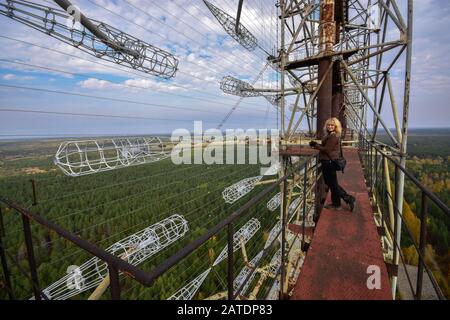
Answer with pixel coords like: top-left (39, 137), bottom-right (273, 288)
top-left (321, 160), bottom-right (350, 207)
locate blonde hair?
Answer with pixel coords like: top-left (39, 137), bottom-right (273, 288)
top-left (323, 117), bottom-right (342, 136)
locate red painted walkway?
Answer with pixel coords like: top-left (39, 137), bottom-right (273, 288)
top-left (291, 148), bottom-right (392, 300)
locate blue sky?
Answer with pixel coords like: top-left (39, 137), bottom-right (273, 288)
top-left (0, 0), bottom-right (449, 138)
top-left (395, 0), bottom-right (450, 128)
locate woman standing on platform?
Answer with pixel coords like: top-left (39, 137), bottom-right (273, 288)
top-left (309, 117), bottom-right (356, 211)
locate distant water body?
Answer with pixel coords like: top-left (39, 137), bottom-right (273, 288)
top-left (1, 128), bottom-right (450, 141)
top-left (0, 133), bottom-right (173, 141)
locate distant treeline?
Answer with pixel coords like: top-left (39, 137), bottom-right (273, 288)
top-left (375, 128), bottom-right (450, 158)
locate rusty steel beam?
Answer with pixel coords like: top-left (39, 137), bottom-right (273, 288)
top-left (316, 0), bottom-right (337, 139)
top-left (334, 0), bottom-right (345, 43)
top-left (331, 1), bottom-right (346, 129)
top-left (317, 58), bottom-right (333, 138)
top-left (319, 0), bottom-right (336, 54)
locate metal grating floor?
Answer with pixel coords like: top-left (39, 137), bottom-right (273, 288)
top-left (290, 148), bottom-right (392, 300)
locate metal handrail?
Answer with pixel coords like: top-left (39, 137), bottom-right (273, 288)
top-left (0, 154), bottom-right (318, 300)
top-left (362, 137), bottom-right (449, 215)
top-left (142, 154), bottom-right (317, 294)
top-left (358, 135), bottom-right (449, 300)
top-left (0, 198), bottom-right (156, 283)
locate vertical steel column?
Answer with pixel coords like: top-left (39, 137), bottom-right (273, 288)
top-left (0, 237), bottom-right (14, 299)
top-left (108, 264), bottom-right (121, 300)
top-left (317, 58), bottom-right (333, 139)
top-left (302, 161), bottom-right (308, 250)
top-left (384, 155), bottom-right (395, 233)
top-left (386, 73), bottom-right (403, 142)
top-left (416, 192), bottom-right (428, 300)
top-left (375, 148), bottom-right (379, 199)
top-left (365, 139), bottom-right (369, 175)
top-left (0, 206), bottom-right (14, 300)
top-left (372, 75), bottom-right (388, 140)
top-left (279, 0), bottom-right (287, 293)
top-left (280, 0), bottom-right (286, 137)
top-left (280, 159), bottom-right (288, 299)
top-left (314, 155), bottom-right (323, 219)
top-left (333, 0), bottom-right (345, 127)
top-left (30, 179), bottom-right (37, 206)
top-left (391, 164), bottom-right (399, 296)
top-left (392, 0), bottom-right (413, 299)
top-left (21, 214), bottom-right (41, 300)
top-left (227, 222), bottom-right (234, 300)
top-left (381, 153), bottom-right (386, 230)
top-left (0, 206), bottom-right (5, 238)
top-left (317, 0), bottom-right (335, 139)
top-left (369, 145), bottom-right (373, 195)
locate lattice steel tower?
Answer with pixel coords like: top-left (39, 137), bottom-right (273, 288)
top-left (275, 0), bottom-right (413, 297)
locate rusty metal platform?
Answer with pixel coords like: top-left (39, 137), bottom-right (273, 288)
top-left (290, 148), bottom-right (392, 300)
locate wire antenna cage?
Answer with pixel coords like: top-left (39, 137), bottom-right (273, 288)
top-left (0, 0), bottom-right (179, 78)
top-left (34, 214), bottom-right (188, 300)
top-left (54, 137), bottom-right (169, 176)
top-left (203, 0), bottom-right (257, 51)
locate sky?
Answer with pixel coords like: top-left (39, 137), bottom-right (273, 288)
top-left (394, 0), bottom-right (450, 128)
top-left (0, 0), bottom-right (449, 139)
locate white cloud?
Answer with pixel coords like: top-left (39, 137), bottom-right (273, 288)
top-left (0, 0), bottom-right (276, 103)
top-left (2, 73), bottom-right (35, 81)
top-left (124, 78), bottom-right (186, 92)
top-left (77, 78), bottom-right (116, 89)
top-left (77, 77), bottom-right (188, 93)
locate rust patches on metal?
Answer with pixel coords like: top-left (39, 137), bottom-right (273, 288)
top-left (317, 0), bottom-right (338, 139)
top-left (319, 0), bottom-right (336, 54)
top-left (279, 146), bottom-right (318, 157)
top-left (317, 58), bottom-right (333, 139)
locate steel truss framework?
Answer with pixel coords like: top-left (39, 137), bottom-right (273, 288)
top-left (212, 0), bottom-right (412, 153)
top-left (233, 250), bottom-right (264, 296)
top-left (277, 0), bottom-right (412, 146)
top-left (212, 158), bottom-right (318, 300)
top-left (0, 0), bottom-right (417, 302)
top-left (213, 0), bottom-right (414, 299)
top-left (182, 153), bottom-right (318, 300)
top-left (274, 0), bottom-right (413, 297)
